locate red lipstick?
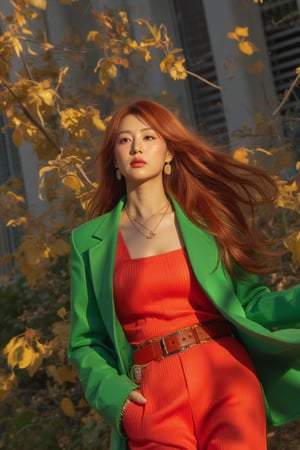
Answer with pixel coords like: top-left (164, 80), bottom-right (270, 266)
top-left (131, 157), bottom-right (146, 167)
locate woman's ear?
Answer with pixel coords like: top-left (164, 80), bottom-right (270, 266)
top-left (165, 151), bottom-right (173, 163)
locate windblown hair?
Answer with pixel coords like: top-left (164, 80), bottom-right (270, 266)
top-left (87, 99), bottom-right (280, 275)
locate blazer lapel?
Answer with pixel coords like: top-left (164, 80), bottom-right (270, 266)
top-left (87, 198), bottom-right (129, 358)
top-left (172, 199), bottom-right (246, 318)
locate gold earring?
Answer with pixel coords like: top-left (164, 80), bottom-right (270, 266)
top-left (164, 162), bottom-right (172, 175)
top-left (116, 168), bottom-right (122, 180)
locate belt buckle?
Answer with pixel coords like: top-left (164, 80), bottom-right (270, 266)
top-left (132, 365), bottom-right (143, 383)
top-left (160, 329), bottom-right (189, 357)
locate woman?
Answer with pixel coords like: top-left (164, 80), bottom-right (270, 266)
top-left (68, 99), bottom-right (300, 450)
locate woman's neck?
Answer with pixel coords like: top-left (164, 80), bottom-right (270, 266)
top-left (125, 187), bottom-right (169, 220)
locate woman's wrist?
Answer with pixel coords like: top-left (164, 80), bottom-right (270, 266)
top-left (120, 398), bottom-right (130, 422)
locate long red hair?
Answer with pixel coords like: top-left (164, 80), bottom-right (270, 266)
top-left (87, 99), bottom-right (280, 275)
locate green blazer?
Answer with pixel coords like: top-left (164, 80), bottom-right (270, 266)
top-left (68, 197), bottom-right (300, 450)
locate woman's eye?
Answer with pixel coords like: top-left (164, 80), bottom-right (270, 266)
top-left (119, 137), bottom-right (130, 144)
top-left (144, 135), bottom-right (155, 140)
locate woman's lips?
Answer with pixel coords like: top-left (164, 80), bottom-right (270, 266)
top-left (131, 158), bottom-right (146, 167)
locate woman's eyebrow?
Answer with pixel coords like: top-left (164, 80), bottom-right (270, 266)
top-left (117, 127), bottom-right (154, 135)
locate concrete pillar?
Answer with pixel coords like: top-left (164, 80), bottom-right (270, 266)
top-left (202, 0), bottom-right (278, 148)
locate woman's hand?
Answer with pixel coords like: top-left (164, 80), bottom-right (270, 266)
top-left (125, 389), bottom-right (147, 407)
top-left (121, 390), bottom-right (146, 425)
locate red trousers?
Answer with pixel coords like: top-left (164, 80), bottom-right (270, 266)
top-left (123, 336), bottom-right (266, 450)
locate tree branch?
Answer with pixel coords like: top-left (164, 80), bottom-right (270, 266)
top-left (272, 72), bottom-right (300, 116)
top-left (0, 73), bottom-right (63, 156)
top-left (185, 69), bottom-right (222, 90)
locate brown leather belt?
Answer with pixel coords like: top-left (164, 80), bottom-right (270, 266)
top-left (133, 319), bottom-right (232, 366)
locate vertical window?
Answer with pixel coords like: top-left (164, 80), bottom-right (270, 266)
top-left (0, 115), bottom-right (22, 273)
top-left (260, 0), bottom-right (300, 159)
top-left (173, 0), bottom-right (228, 145)
top-left (260, 0), bottom-right (300, 115)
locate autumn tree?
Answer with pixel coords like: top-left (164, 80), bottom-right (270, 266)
top-left (0, 0), bottom-right (191, 447)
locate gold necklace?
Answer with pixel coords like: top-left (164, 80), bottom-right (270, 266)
top-left (124, 201), bottom-right (170, 239)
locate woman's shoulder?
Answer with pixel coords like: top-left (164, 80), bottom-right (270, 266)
top-left (72, 210), bottom-right (112, 237)
top-left (70, 210), bottom-right (117, 255)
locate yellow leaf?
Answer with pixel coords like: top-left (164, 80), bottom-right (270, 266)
top-left (21, 28), bottom-right (33, 36)
top-left (4, 337), bottom-right (36, 370)
top-left (38, 89), bottom-right (55, 106)
top-left (235, 27), bottom-right (249, 38)
top-left (61, 397), bottom-right (76, 417)
top-left (6, 217), bottom-right (27, 227)
top-left (39, 165), bottom-right (58, 201)
top-left (135, 18), bottom-right (147, 27)
top-left (3, 336), bottom-right (21, 357)
top-left (6, 344), bottom-right (23, 368)
top-left (36, 341), bottom-right (52, 357)
top-left (227, 32), bottom-right (239, 41)
top-left (11, 37), bottom-right (23, 57)
top-left (144, 50), bottom-right (152, 63)
top-left (61, 174), bottom-right (84, 193)
top-left (18, 345), bottom-right (36, 369)
top-left (256, 147), bottom-right (272, 156)
top-left (6, 191), bottom-right (25, 203)
top-left (15, 11), bottom-right (27, 27)
top-left (127, 38), bottom-right (138, 50)
top-left (160, 54), bottom-right (174, 74)
top-left (28, 0), bottom-right (47, 10)
top-left (170, 57), bottom-right (187, 80)
top-left (282, 180), bottom-right (298, 192)
top-left (57, 307), bottom-right (67, 319)
top-left (39, 165), bottom-right (57, 179)
top-left (89, 107), bottom-right (106, 131)
top-left (232, 147), bottom-right (250, 164)
top-left (86, 31), bottom-right (100, 42)
top-left (296, 66), bottom-right (300, 75)
top-left (286, 231), bottom-right (300, 264)
top-left (118, 11), bottom-right (128, 25)
top-left (41, 43), bottom-right (54, 51)
top-left (27, 353), bottom-right (43, 377)
top-left (27, 47), bottom-right (38, 56)
top-left (238, 41), bottom-right (258, 55)
top-left (107, 63), bottom-right (117, 79)
top-left (78, 398), bottom-right (88, 408)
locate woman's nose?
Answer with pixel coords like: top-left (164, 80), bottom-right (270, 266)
top-left (132, 139), bottom-right (143, 154)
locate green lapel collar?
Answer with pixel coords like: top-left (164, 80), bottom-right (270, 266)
top-left (172, 198), bottom-right (246, 318)
top-left (87, 198), bottom-right (131, 371)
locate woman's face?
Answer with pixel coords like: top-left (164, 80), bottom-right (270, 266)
top-left (114, 114), bottom-right (171, 186)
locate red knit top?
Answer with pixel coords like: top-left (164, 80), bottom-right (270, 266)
top-left (113, 232), bottom-right (222, 346)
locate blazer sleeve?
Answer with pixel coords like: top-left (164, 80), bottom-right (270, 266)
top-left (233, 271), bottom-right (300, 330)
top-left (67, 230), bottom-right (137, 435)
